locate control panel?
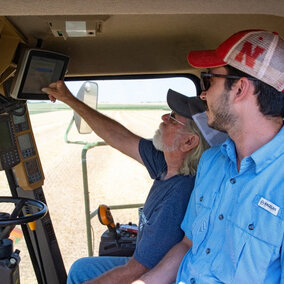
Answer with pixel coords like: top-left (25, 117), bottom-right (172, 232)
top-left (99, 222), bottom-right (137, 257)
top-left (12, 105), bottom-right (44, 190)
top-left (0, 114), bottom-right (20, 170)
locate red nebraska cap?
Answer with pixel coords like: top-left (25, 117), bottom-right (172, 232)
top-left (187, 30), bottom-right (284, 93)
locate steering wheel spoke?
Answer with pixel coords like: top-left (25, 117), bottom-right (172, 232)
top-left (10, 199), bottom-right (26, 219)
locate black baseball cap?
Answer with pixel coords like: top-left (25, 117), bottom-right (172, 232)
top-left (167, 89), bottom-right (228, 146)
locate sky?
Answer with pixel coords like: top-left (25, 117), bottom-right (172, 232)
top-left (65, 77), bottom-right (197, 104)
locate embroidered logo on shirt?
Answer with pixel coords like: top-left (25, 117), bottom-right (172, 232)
top-left (258, 197), bottom-right (280, 216)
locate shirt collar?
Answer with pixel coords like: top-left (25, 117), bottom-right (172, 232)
top-left (221, 137), bottom-right (236, 161)
top-left (221, 126), bottom-right (284, 174)
top-left (251, 125), bottom-right (284, 173)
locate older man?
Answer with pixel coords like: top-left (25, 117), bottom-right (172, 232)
top-left (136, 29), bottom-right (284, 284)
top-left (42, 82), bottom-right (226, 284)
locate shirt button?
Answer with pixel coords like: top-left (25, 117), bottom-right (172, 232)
top-left (206, 248), bottom-right (211, 254)
top-left (248, 224), bottom-right (254, 230)
top-left (230, 178), bottom-right (236, 184)
top-left (190, 278), bottom-right (196, 284)
top-left (218, 214), bottom-right (224, 220)
top-left (200, 196), bottom-right (203, 202)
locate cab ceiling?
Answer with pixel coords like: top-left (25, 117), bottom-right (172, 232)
top-left (1, 0), bottom-right (283, 17)
top-left (1, 0), bottom-right (284, 77)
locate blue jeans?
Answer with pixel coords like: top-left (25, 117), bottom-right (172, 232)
top-left (67, 256), bottom-right (131, 284)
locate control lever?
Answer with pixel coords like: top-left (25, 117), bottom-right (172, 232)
top-left (98, 205), bottom-right (119, 242)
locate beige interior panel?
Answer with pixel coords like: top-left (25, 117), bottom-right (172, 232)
top-left (1, 0), bottom-right (283, 17)
top-left (0, 1), bottom-right (283, 76)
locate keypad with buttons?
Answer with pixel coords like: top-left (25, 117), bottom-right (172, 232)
top-left (0, 149), bottom-right (20, 169)
top-left (27, 172), bottom-right (42, 184)
top-left (21, 148), bottom-right (36, 159)
top-left (24, 159), bottom-right (42, 184)
top-left (14, 121), bottom-right (29, 133)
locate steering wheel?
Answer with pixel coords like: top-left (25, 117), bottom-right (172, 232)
top-left (0, 196), bottom-right (47, 226)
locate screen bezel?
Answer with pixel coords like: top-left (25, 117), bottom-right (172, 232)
top-left (13, 49), bottom-right (69, 100)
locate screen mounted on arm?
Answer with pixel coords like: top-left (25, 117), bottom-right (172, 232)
top-left (10, 49), bottom-right (69, 100)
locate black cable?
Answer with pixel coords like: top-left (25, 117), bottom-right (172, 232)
top-left (0, 95), bottom-right (26, 115)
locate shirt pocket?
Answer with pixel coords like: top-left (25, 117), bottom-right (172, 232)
top-left (191, 205), bottom-right (211, 255)
top-left (210, 218), bottom-right (248, 283)
top-left (234, 195), bottom-right (283, 283)
top-left (249, 194), bottom-right (283, 247)
top-left (211, 195), bottom-right (283, 284)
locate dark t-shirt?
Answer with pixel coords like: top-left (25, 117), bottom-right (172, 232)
top-left (133, 138), bottom-right (195, 269)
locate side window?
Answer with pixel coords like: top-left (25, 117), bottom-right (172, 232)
top-left (66, 77), bottom-right (196, 105)
top-left (65, 76), bottom-right (196, 138)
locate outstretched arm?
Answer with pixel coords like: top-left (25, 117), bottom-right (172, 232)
top-left (133, 236), bottom-right (192, 284)
top-left (86, 257), bottom-right (149, 284)
top-left (42, 81), bottom-right (143, 163)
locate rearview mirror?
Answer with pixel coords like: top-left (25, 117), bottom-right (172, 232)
top-left (74, 81), bottom-right (98, 134)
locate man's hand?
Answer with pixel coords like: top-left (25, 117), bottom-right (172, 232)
top-left (42, 80), bottom-right (74, 104)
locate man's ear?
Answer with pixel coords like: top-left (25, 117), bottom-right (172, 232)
top-left (232, 77), bottom-right (251, 102)
top-left (180, 134), bottom-right (199, 152)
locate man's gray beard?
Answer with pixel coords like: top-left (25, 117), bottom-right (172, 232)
top-left (152, 127), bottom-right (181, 152)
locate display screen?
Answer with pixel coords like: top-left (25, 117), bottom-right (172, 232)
top-left (22, 56), bottom-right (64, 94)
top-left (11, 49), bottom-right (69, 100)
top-left (13, 112), bottom-right (26, 124)
top-left (0, 119), bottom-right (13, 150)
top-left (17, 133), bottom-right (33, 151)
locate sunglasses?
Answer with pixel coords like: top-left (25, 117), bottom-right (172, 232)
top-left (168, 111), bottom-right (186, 126)
top-left (200, 72), bottom-right (257, 92)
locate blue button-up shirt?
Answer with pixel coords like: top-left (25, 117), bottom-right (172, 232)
top-left (177, 126), bottom-right (284, 284)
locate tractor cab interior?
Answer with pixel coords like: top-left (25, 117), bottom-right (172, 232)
top-left (0, 1), bottom-right (283, 283)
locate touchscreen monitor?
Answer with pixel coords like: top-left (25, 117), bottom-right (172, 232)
top-left (10, 49), bottom-right (69, 100)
